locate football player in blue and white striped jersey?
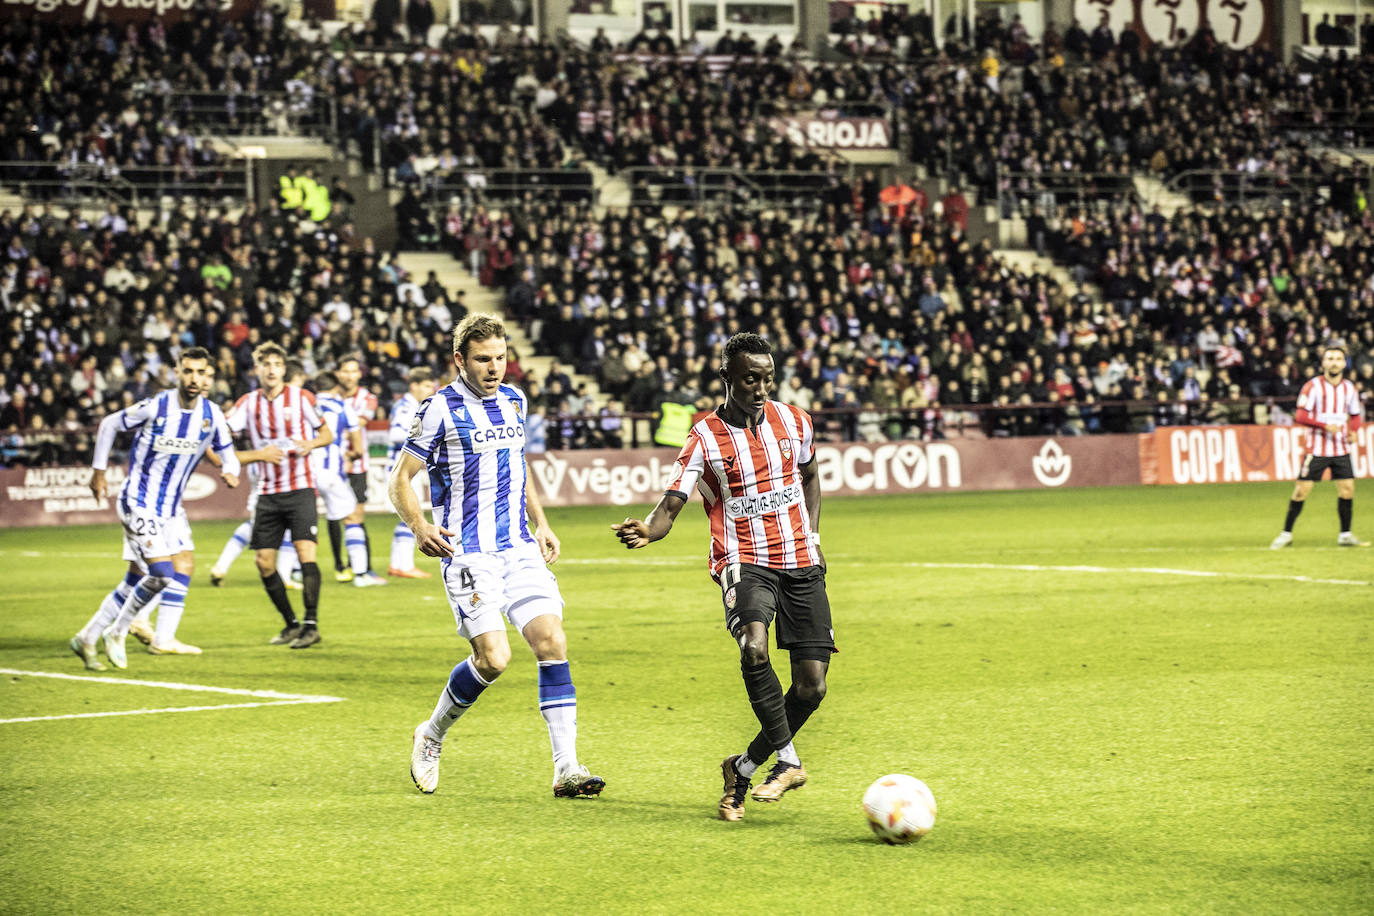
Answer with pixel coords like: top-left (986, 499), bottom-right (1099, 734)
top-left (312, 371), bottom-right (387, 587)
top-left (71, 348), bottom-right (252, 669)
top-left (391, 314), bottom-right (603, 799)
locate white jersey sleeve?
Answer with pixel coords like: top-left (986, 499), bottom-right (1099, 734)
top-left (400, 396), bottom-right (442, 465)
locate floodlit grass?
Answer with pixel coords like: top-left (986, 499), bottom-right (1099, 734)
top-left (1, 483), bottom-right (1371, 914)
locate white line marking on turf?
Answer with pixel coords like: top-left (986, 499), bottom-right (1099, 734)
top-left (893, 562), bottom-right (1370, 588)
top-left (0, 668), bottom-right (345, 725)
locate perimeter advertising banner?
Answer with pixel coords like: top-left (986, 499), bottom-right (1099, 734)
top-left (1138, 425), bottom-right (1374, 485)
top-left (524, 436), bottom-right (1140, 507)
top-left (0, 436), bottom-right (1141, 526)
top-left (1073, 0), bottom-right (1276, 50)
top-left (0, 0), bottom-right (254, 24)
top-left (9, 428), bottom-right (1364, 527)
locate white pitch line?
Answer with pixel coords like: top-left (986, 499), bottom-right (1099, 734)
top-left (0, 668), bottom-right (344, 726)
top-left (0, 700), bottom-right (333, 725)
top-left (894, 562), bottom-right (1370, 588)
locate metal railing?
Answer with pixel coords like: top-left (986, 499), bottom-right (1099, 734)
top-left (0, 160), bottom-right (252, 208)
top-left (156, 90), bottom-right (336, 139)
top-left (1161, 168), bottom-right (1325, 209)
top-left (623, 166), bottom-right (853, 212)
top-left (421, 168), bottom-right (599, 205)
top-left (998, 170), bottom-right (1142, 217)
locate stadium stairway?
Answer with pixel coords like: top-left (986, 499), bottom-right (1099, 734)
top-left (587, 164), bottom-right (631, 214)
top-left (393, 251), bottom-right (607, 406)
top-left (1133, 175), bottom-right (1191, 217)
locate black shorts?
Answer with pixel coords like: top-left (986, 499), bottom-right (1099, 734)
top-left (250, 489), bottom-right (320, 550)
top-left (349, 472), bottom-right (369, 504)
top-left (1299, 454), bottom-right (1355, 481)
top-left (719, 562), bottom-right (835, 656)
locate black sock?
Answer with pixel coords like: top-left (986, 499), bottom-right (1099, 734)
top-left (261, 572), bottom-right (298, 627)
top-left (1338, 497), bottom-right (1353, 533)
top-left (740, 660), bottom-right (790, 757)
top-left (747, 686), bottom-right (822, 765)
top-left (362, 526), bottom-right (373, 571)
top-left (301, 562), bottom-right (321, 626)
top-left (1284, 500), bottom-right (1305, 533)
top-left (328, 521), bottom-right (344, 571)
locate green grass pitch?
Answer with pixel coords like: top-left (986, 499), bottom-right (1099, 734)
top-left (1, 483), bottom-right (1371, 914)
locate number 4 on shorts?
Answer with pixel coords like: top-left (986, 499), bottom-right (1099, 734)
top-left (459, 568), bottom-right (475, 590)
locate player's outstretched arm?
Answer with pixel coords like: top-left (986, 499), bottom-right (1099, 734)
top-left (612, 492), bottom-right (687, 549)
top-left (389, 451), bottom-right (455, 557)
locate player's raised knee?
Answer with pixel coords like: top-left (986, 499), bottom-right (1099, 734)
top-left (473, 644), bottom-right (512, 679)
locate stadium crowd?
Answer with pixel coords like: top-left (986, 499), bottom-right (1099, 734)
top-left (1, 9), bottom-right (1372, 466)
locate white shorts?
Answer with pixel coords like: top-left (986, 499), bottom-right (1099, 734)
top-left (119, 502), bottom-right (193, 566)
top-left (441, 540), bottom-right (564, 640)
top-left (315, 470), bottom-right (358, 521)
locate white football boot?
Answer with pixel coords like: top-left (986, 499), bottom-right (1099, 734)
top-left (1269, 531), bottom-right (1292, 550)
top-left (410, 723), bottom-right (442, 794)
top-left (148, 639), bottom-right (202, 655)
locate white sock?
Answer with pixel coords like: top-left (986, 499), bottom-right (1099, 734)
top-left (215, 520), bottom-right (252, 572)
top-left (345, 524), bottom-right (369, 574)
top-left (538, 660), bottom-right (579, 776)
top-left (735, 754), bottom-right (760, 779)
top-left (279, 538), bottom-right (299, 578)
top-left (390, 524), bottom-right (415, 571)
top-left (776, 742), bottom-right (800, 766)
top-left (153, 575), bottom-right (190, 645)
top-left (80, 573), bottom-right (141, 644)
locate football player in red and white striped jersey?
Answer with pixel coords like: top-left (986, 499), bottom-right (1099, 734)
top-left (1271, 345), bottom-right (1367, 548)
top-left (227, 343), bottom-right (335, 646)
top-left (613, 333), bottom-right (832, 821)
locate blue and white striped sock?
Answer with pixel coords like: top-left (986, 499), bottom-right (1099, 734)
top-left (345, 524), bottom-right (369, 575)
top-left (214, 520), bottom-right (253, 572)
top-left (424, 657), bottom-right (492, 742)
top-left (390, 524), bottom-right (415, 571)
top-left (80, 571), bottom-right (143, 644)
top-left (112, 571), bottom-right (173, 638)
top-left (152, 572), bottom-right (192, 646)
top-left (538, 660), bottom-right (579, 775)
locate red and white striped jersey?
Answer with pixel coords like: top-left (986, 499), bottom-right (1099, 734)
top-left (665, 401), bottom-right (822, 579)
top-left (342, 387), bottom-right (378, 474)
top-left (227, 385), bottom-right (323, 495)
top-left (1296, 375), bottom-right (1363, 457)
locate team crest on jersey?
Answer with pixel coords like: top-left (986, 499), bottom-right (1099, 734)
top-left (779, 439), bottom-right (792, 462)
top-left (201, 418), bottom-right (212, 433)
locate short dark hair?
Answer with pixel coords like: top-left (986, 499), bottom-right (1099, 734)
top-left (1323, 344), bottom-right (1348, 359)
top-left (408, 366), bottom-right (436, 385)
top-left (722, 332), bottom-right (772, 369)
top-left (284, 359), bottom-right (306, 382)
top-left (339, 354), bottom-right (362, 370)
top-left (180, 346), bottom-right (211, 363)
top-left (315, 371), bottom-right (338, 391)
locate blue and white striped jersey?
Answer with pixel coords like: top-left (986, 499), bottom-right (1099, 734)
top-left (92, 390), bottom-right (240, 517)
top-left (311, 392), bottom-right (359, 481)
top-left (402, 382), bottom-right (536, 555)
top-left (388, 392), bottom-right (424, 469)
